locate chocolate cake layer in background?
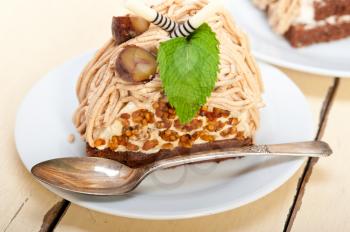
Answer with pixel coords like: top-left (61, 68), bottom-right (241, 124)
top-left (253, 0), bottom-right (350, 47)
top-left (87, 138), bottom-right (252, 168)
top-left (285, 21), bottom-right (350, 47)
top-left (315, 0), bottom-right (350, 20)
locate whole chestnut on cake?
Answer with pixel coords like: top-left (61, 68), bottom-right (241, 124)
top-left (112, 16), bottom-right (150, 45)
top-left (116, 45), bottom-right (157, 82)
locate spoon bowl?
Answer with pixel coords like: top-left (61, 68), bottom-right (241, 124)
top-left (31, 157), bottom-right (148, 195)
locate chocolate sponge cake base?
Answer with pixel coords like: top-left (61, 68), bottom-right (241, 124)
top-left (314, 0), bottom-right (350, 21)
top-left (285, 22), bottom-right (350, 47)
top-left (86, 138), bottom-right (252, 168)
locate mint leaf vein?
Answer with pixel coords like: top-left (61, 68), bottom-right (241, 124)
top-left (157, 23), bottom-right (220, 124)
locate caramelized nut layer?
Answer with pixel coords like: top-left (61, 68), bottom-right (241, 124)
top-left (143, 140), bottom-right (159, 151)
top-left (95, 98), bottom-right (246, 153)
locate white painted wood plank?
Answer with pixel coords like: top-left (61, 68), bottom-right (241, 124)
top-left (0, 0), bottom-right (124, 230)
top-left (291, 79), bottom-right (350, 232)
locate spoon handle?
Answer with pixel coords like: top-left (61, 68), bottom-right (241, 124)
top-left (151, 141), bottom-right (332, 170)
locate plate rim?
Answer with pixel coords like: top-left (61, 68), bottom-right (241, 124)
top-left (60, 158), bottom-right (305, 220)
top-left (254, 51), bottom-right (350, 78)
top-left (14, 53), bottom-right (311, 220)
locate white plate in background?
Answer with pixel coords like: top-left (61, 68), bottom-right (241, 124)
top-left (226, 0), bottom-right (350, 77)
top-left (15, 52), bottom-right (314, 219)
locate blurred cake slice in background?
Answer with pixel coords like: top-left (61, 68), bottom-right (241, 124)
top-left (253, 0), bottom-right (350, 47)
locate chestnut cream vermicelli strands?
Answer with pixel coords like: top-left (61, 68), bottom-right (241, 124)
top-left (253, 0), bottom-right (277, 10)
top-left (74, 0), bottom-right (263, 147)
top-left (76, 39), bottom-right (115, 101)
top-left (268, 0), bottom-right (301, 34)
top-left (253, 0), bottom-right (301, 34)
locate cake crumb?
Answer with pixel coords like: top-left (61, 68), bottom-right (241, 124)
top-left (67, 134), bottom-right (75, 143)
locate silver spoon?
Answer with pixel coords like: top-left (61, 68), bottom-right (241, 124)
top-left (31, 141), bottom-right (332, 196)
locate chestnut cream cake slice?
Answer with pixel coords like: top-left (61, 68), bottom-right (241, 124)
top-left (74, 0), bottom-right (264, 168)
top-left (253, 0), bottom-right (350, 47)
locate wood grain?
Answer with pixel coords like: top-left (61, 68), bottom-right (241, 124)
top-left (290, 79), bottom-right (350, 232)
top-left (0, 0), bottom-right (125, 231)
top-left (284, 78), bottom-right (340, 232)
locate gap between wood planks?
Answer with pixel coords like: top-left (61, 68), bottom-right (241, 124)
top-left (40, 200), bottom-right (70, 232)
top-left (283, 78), bottom-right (340, 232)
top-left (38, 78), bottom-right (341, 232)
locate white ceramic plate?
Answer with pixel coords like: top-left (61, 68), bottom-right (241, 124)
top-left (15, 52), bottom-right (314, 219)
top-left (226, 0), bottom-right (350, 77)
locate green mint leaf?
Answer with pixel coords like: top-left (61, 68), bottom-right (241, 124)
top-left (157, 23), bottom-right (220, 124)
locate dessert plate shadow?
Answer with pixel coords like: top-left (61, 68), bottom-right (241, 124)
top-left (15, 51), bottom-right (314, 219)
top-left (226, 0), bottom-right (350, 78)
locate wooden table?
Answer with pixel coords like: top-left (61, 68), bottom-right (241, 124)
top-left (1, 0), bottom-right (349, 231)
